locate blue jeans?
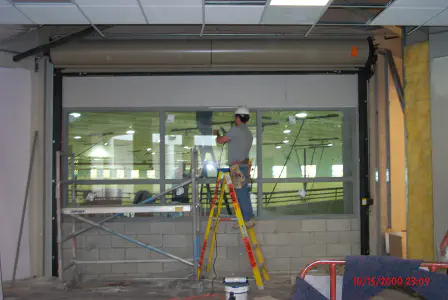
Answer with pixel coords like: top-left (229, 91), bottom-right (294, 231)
top-left (234, 165), bottom-right (254, 221)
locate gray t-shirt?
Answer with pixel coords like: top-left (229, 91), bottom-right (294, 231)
top-left (226, 124), bottom-right (253, 165)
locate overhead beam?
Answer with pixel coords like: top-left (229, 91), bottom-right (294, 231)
top-left (12, 26), bottom-right (109, 62)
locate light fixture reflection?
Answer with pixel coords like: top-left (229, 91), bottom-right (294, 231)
top-left (276, 146), bottom-right (282, 149)
top-left (70, 112), bottom-right (81, 118)
top-left (126, 130), bottom-right (135, 134)
top-left (74, 136), bottom-right (81, 140)
top-left (295, 112), bottom-right (308, 118)
top-left (283, 129), bottom-right (291, 134)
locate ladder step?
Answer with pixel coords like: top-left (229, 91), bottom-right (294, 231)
top-left (212, 217), bottom-right (240, 221)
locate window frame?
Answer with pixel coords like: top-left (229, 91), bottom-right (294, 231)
top-left (62, 106), bottom-right (358, 219)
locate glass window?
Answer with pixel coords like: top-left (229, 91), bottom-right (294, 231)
top-left (260, 182), bottom-right (345, 216)
top-left (68, 112), bottom-right (161, 180)
top-left (261, 111), bottom-right (344, 179)
top-left (164, 111), bottom-right (257, 179)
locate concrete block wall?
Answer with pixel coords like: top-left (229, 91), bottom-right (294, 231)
top-left (61, 217), bottom-right (360, 280)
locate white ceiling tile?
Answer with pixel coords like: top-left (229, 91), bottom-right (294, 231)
top-left (426, 8), bottom-right (448, 25)
top-left (0, 0), bottom-right (12, 5)
top-left (0, 5), bottom-right (33, 24)
top-left (75, 0), bottom-right (138, 5)
top-left (370, 7), bottom-right (443, 25)
top-left (205, 6), bottom-right (264, 24)
top-left (17, 4), bottom-right (89, 24)
top-left (140, 0), bottom-right (202, 6)
top-left (391, 0), bottom-right (448, 8)
top-left (78, 6), bottom-right (146, 24)
top-left (143, 6), bottom-right (202, 24)
top-left (261, 6), bottom-right (325, 25)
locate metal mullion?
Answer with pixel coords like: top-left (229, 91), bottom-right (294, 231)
top-left (259, 177), bottom-right (353, 183)
top-left (256, 109), bottom-right (263, 217)
top-left (73, 179), bottom-right (161, 185)
top-left (160, 110), bottom-right (166, 204)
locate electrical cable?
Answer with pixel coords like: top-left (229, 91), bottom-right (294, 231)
top-left (266, 120), bottom-right (305, 205)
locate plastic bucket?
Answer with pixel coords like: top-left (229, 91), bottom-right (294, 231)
top-left (225, 284), bottom-right (249, 300)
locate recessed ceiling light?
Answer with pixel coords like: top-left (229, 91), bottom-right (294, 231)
top-left (276, 145), bottom-right (282, 149)
top-left (283, 140), bottom-right (289, 144)
top-left (70, 112), bottom-right (81, 118)
top-left (270, 0), bottom-right (330, 6)
top-left (74, 136), bottom-right (81, 140)
top-left (295, 112), bottom-right (308, 118)
top-left (104, 142), bottom-right (108, 146)
top-left (283, 129), bottom-right (291, 134)
top-left (146, 148), bottom-right (152, 152)
top-left (126, 130), bottom-right (135, 135)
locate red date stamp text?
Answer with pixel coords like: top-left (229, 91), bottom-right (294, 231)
top-left (353, 276), bottom-right (431, 287)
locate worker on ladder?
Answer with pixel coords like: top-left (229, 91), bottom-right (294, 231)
top-left (213, 106), bottom-right (255, 229)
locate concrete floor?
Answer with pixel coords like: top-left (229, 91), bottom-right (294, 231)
top-left (2, 276), bottom-right (293, 300)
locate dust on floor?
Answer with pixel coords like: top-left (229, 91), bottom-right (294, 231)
top-left (2, 276), bottom-right (293, 300)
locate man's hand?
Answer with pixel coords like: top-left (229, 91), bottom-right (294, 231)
top-left (212, 129), bottom-right (220, 136)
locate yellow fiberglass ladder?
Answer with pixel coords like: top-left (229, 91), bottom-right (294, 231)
top-left (197, 167), bottom-right (270, 290)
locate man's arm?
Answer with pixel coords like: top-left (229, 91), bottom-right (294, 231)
top-left (213, 129), bottom-right (231, 144)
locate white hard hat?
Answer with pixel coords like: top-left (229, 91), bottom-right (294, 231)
top-left (235, 106), bottom-right (250, 115)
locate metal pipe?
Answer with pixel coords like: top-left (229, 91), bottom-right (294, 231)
top-left (69, 214), bottom-right (194, 267)
top-left (63, 178), bottom-right (192, 241)
top-left (56, 151), bottom-right (64, 280)
top-left (12, 131), bottom-right (38, 285)
top-left (191, 148), bottom-right (200, 280)
top-left (75, 259), bottom-right (192, 264)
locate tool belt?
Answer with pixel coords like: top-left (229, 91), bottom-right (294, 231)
top-left (230, 158), bottom-right (250, 188)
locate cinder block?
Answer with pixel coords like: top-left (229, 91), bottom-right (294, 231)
top-left (150, 247), bottom-right (192, 260)
top-left (111, 263), bottom-right (138, 274)
top-left (62, 249), bottom-right (73, 266)
top-left (215, 234), bottom-right (239, 246)
top-left (137, 235), bottom-right (163, 247)
top-left (227, 246), bottom-right (245, 259)
top-left (326, 219), bottom-right (351, 231)
top-left (224, 222), bottom-right (241, 233)
top-left (174, 222), bottom-right (193, 234)
top-left (253, 221), bottom-right (277, 233)
top-left (266, 258), bottom-right (290, 271)
top-left (287, 232), bottom-right (314, 245)
top-left (262, 233), bottom-right (290, 246)
top-left (351, 244), bottom-right (361, 255)
top-left (214, 258), bottom-right (241, 272)
top-left (124, 222), bottom-right (150, 234)
top-left (260, 246), bottom-right (277, 258)
top-left (338, 231), bottom-right (360, 244)
top-left (125, 248), bottom-right (151, 260)
top-left (85, 235), bottom-right (110, 249)
top-left (163, 235), bottom-right (193, 247)
top-left (84, 263), bottom-right (111, 274)
top-left (326, 244), bottom-right (351, 256)
top-left (350, 219), bottom-right (360, 231)
top-left (313, 232), bottom-right (340, 244)
top-left (77, 249), bottom-right (99, 261)
top-left (276, 220), bottom-right (302, 233)
top-left (111, 235), bottom-right (138, 247)
top-left (151, 221), bottom-right (176, 234)
top-left (301, 220), bottom-right (326, 232)
top-left (103, 222), bottom-right (125, 232)
top-left (62, 236), bottom-right (85, 249)
top-left (137, 263), bottom-right (163, 273)
top-left (163, 262), bottom-right (191, 272)
top-left (99, 248), bottom-right (125, 260)
top-left (290, 258), bottom-right (312, 272)
top-left (277, 246), bottom-right (302, 258)
top-left (302, 244), bottom-right (327, 257)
